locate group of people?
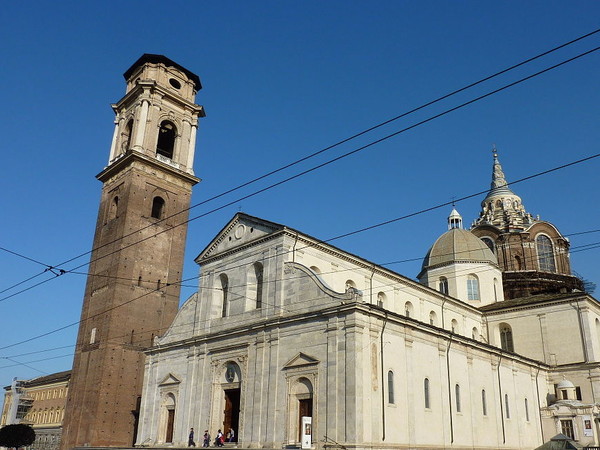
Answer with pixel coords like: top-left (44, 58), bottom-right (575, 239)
top-left (188, 427), bottom-right (235, 447)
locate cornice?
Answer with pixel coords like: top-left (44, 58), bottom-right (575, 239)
top-left (96, 150), bottom-right (200, 185)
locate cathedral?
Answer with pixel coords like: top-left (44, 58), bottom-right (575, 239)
top-left (61, 55), bottom-right (600, 450)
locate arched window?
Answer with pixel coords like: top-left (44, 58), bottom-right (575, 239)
top-left (472, 327), bottom-right (479, 340)
top-left (482, 389), bottom-right (487, 416)
top-left (121, 119), bottom-right (133, 154)
top-left (424, 378), bottom-right (430, 409)
top-left (524, 398), bottom-right (529, 421)
top-left (438, 277), bottom-right (449, 295)
top-left (455, 384), bottom-right (461, 412)
top-left (377, 292), bottom-right (386, 308)
top-left (310, 266), bottom-right (321, 275)
top-left (481, 237), bottom-right (495, 253)
top-left (254, 262), bottom-right (263, 309)
top-left (451, 319), bottom-right (458, 334)
top-left (500, 323), bottom-right (514, 352)
top-left (388, 370), bottom-right (395, 404)
top-left (429, 311), bottom-right (437, 326)
top-left (109, 196), bottom-right (119, 220)
top-left (536, 235), bottom-right (556, 272)
top-left (151, 196), bottom-right (165, 219)
top-left (404, 301), bottom-right (413, 317)
top-left (515, 255), bottom-right (523, 270)
top-left (467, 274), bottom-right (480, 301)
top-left (504, 394), bottom-right (510, 418)
top-left (157, 121), bottom-right (176, 159)
top-left (220, 274), bottom-right (229, 317)
top-left (493, 278), bottom-right (499, 302)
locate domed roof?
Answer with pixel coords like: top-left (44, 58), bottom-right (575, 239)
top-left (556, 379), bottom-right (575, 389)
top-left (422, 228), bottom-right (498, 270)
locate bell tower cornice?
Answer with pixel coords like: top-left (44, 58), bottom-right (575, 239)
top-left (97, 149), bottom-right (200, 186)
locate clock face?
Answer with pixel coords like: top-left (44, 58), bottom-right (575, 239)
top-left (225, 364), bottom-right (236, 383)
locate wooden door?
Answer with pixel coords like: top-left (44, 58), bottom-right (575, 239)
top-left (223, 391), bottom-right (233, 433)
top-left (298, 398), bottom-right (313, 441)
top-left (166, 409), bottom-right (175, 443)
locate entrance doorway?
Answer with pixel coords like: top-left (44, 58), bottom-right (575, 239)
top-left (166, 409), bottom-right (175, 443)
top-left (298, 398), bottom-right (313, 441)
top-left (223, 388), bottom-right (240, 442)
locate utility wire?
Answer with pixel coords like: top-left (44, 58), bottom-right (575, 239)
top-left (51, 45), bottom-right (600, 276)
top-left (3, 28), bottom-right (599, 299)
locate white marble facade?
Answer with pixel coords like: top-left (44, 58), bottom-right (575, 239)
top-left (134, 212), bottom-right (600, 450)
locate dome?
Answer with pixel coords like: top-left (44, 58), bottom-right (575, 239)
top-left (422, 228), bottom-right (498, 270)
top-left (556, 379), bottom-right (575, 390)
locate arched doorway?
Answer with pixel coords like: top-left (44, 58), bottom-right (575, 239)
top-left (222, 362), bottom-right (241, 442)
top-left (160, 393), bottom-right (176, 444)
top-left (290, 377), bottom-right (313, 443)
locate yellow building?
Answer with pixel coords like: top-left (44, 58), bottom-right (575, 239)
top-left (1, 371), bottom-right (70, 450)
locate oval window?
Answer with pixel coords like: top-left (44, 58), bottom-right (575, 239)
top-left (169, 78), bottom-right (181, 89)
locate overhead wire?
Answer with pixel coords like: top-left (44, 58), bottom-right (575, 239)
top-left (3, 29), bottom-right (600, 301)
top-left (3, 36), bottom-right (600, 373)
top-left (3, 205), bottom-right (599, 360)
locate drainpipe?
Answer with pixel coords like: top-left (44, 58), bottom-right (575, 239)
top-left (441, 297), bottom-right (448, 330)
top-left (292, 232), bottom-right (299, 263)
top-left (446, 334), bottom-right (454, 444)
top-left (380, 311), bottom-right (388, 441)
top-left (369, 266), bottom-right (375, 305)
top-left (538, 314), bottom-right (547, 364)
top-left (497, 355), bottom-right (506, 444)
top-left (535, 366), bottom-right (544, 443)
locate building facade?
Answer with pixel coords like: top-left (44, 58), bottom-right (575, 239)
top-left (1, 371), bottom-right (70, 450)
top-left (60, 55), bottom-right (204, 449)
top-left (133, 154), bottom-right (598, 449)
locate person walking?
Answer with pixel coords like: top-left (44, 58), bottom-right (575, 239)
top-left (203, 430), bottom-right (210, 447)
top-left (215, 429), bottom-right (224, 447)
top-left (188, 428), bottom-right (196, 447)
top-left (227, 428), bottom-right (235, 442)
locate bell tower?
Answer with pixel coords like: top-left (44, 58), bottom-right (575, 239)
top-left (61, 55), bottom-right (204, 449)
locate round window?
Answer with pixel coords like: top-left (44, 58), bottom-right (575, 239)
top-left (169, 78), bottom-right (181, 89)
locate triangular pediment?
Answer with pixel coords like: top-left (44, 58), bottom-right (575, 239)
top-left (196, 213), bottom-right (286, 262)
top-left (283, 352), bottom-right (319, 369)
top-left (158, 373), bottom-right (181, 386)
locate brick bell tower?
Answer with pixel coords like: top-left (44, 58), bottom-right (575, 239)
top-left (61, 55), bottom-right (204, 449)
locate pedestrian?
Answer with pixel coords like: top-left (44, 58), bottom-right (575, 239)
top-left (227, 428), bottom-right (235, 442)
top-left (203, 430), bottom-right (210, 447)
top-left (188, 428), bottom-right (196, 447)
top-left (215, 429), bottom-right (224, 447)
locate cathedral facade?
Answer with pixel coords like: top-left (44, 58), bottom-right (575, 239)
top-left (134, 154), bottom-right (600, 450)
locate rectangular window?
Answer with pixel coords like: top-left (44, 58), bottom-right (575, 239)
top-left (561, 419), bottom-right (575, 439)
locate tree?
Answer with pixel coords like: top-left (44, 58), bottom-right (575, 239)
top-left (0, 424), bottom-right (36, 449)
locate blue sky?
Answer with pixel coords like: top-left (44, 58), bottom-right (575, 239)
top-left (1, 1), bottom-right (600, 385)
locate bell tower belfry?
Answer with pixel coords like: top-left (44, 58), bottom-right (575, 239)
top-left (61, 55), bottom-right (204, 449)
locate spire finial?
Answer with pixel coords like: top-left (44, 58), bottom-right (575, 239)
top-left (492, 144), bottom-right (498, 159)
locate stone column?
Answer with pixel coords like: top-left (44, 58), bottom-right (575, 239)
top-left (108, 120), bottom-right (120, 163)
top-left (133, 99), bottom-right (150, 151)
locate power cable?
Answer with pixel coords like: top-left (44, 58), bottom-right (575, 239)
top-left (50, 45), bottom-right (600, 278)
top-left (3, 29), bottom-right (599, 299)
